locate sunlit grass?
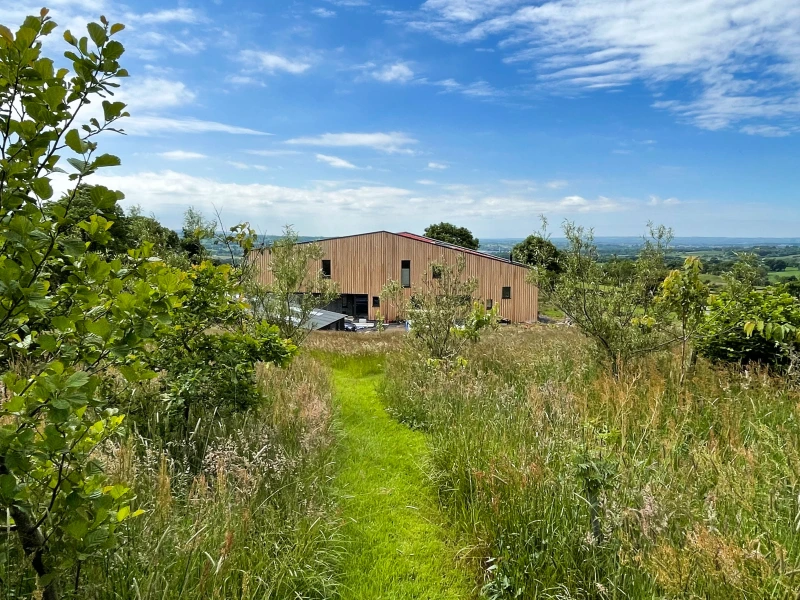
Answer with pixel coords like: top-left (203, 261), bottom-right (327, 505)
top-left (328, 354), bottom-right (474, 600)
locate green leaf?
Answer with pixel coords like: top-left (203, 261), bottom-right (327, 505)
top-left (31, 177), bottom-right (53, 200)
top-left (0, 25), bottom-right (14, 42)
top-left (92, 154), bottom-right (121, 169)
top-left (110, 23), bottom-right (125, 35)
top-left (66, 371), bottom-right (90, 388)
top-left (103, 40), bottom-right (124, 61)
top-left (0, 474), bottom-right (17, 500)
top-left (67, 157), bottom-right (90, 174)
top-left (65, 128), bottom-right (85, 153)
top-left (87, 22), bottom-right (106, 47)
top-left (116, 505), bottom-right (130, 521)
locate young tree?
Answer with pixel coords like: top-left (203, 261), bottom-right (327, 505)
top-left (657, 256), bottom-right (710, 383)
top-left (407, 256), bottom-right (496, 360)
top-left (423, 222), bottom-right (480, 250)
top-left (380, 279), bottom-right (407, 322)
top-left (512, 234), bottom-right (562, 272)
top-left (251, 226), bottom-right (339, 344)
top-left (0, 12), bottom-right (182, 598)
top-left (530, 221), bottom-right (672, 375)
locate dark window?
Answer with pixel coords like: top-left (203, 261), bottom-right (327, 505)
top-left (401, 260), bottom-right (411, 288)
top-left (432, 265), bottom-right (442, 279)
top-left (486, 299), bottom-right (493, 310)
top-left (502, 286), bottom-right (511, 299)
top-left (372, 296), bottom-right (380, 308)
top-left (321, 259), bottom-right (331, 278)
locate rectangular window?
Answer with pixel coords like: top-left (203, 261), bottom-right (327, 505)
top-left (321, 259), bottom-right (331, 278)
top-left (372, 296), bottom-right (380, 308)
top-left (502, 286), bottom-right (511, 300)
top-left (486, 299), bottom-right (493, 310)
top-left (401, 260), bottom-right (411, 288)
top-left (432, 265), bottom-right (442, 279)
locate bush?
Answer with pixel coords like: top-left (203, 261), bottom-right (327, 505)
top-left (697, 285), bottom-right (800, 366)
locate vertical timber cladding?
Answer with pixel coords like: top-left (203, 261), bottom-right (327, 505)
top-left (254, 231), bottom-right (539, 323)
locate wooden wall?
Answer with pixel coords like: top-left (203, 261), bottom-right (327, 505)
top-left (252, 231), bottom-right (539, 322)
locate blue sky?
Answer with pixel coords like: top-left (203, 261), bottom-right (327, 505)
top-left (4, 0), bottom-right (800, 237)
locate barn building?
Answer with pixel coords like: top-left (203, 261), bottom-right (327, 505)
top-left (252, 231), bottom-right (539, 323)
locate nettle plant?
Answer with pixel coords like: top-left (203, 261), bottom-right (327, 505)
top-left (0, 11), bottom-right (187, 598)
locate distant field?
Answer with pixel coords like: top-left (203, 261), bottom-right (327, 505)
top-left (769, 266), bottom-right (800, 282)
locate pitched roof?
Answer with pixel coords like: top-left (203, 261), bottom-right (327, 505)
top-left (260, 230), bottom-right (527, 268)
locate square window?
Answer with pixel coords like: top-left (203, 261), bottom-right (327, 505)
top-left (486, 299), bottom-right (493, 310)
top-left (321, 259), bottom-right (331, 278)
top-left (372, 296), bottom-right (380, 308)
top-left (432, 265), bottom-right (442, 279)
top-left (502, 286), bottom-right (511, 299)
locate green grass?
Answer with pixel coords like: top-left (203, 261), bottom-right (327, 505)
top-left (769, 266), bottom-right (800, 282)
top-left (329, 354), bottom-right (474, 600)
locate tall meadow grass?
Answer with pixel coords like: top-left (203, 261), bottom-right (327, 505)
top-left (383, 326), bottom-right (800, 599)
top-left (44, 355), bottom-right (343, 599)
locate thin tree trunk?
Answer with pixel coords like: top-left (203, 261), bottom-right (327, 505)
top-left (0, 461), bottom-right (60, 600)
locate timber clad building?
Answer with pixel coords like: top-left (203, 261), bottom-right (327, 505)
top-left (253, 231), bottom-right (539, 323)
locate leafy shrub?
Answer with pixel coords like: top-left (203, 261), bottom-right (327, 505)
top-left (698, 285), bottom-right (800, 366)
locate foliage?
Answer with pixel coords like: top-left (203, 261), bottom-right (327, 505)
top-left (250, 225), bottom-right (339, 345)
top-left (697, 283), bottom-right (800, 366)
top-left (0, 11), bottom-right (176, 598)
top-left (47, 356), bottom-right (342, 599)
top-left (406, 256), bottom-right (495, 360)
top-left (379, 278), bottom-right (406, 322)
top-left (125, 205), bottom-right (181, 257)
top-left (657, 256), bottom-right (710, 381)
top-left (423, 221), bottom-right (479, 250)
top-left (531, 221), bottom-right (672, 374)
top-left (511, 234), bottom-right (561, 272)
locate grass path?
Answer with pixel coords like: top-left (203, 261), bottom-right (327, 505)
top-left (331, 358), bottom-right (473, 600)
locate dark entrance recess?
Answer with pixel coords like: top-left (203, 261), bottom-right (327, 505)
top-left (341, 294), bottom-right (370, 320)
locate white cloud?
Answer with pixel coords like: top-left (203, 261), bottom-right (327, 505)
top-left (431, 77), bottom-right (504, 98)
top-left (316, 154), bottom-right (358, 169)
top-left (372, 62), bottom-right (415, 83)
top-left (427, 161), bottom-right (448, 169)
top-left (127, 8), bottom-right (201, 24)
top-left (124, 116), bottom-right (268, 136)
top-left (240, 50), bottom-right (312, 74)
top-left (312, 8), bottom-right (336, 17)
top-left (122, 78), bottom-right (196, 112)
top-left (417, 179), bottom-right (437, 185)
top-left (648, 195), bottom-right (681, 206)
top-left (246, 149), bottom-right (303, 156)
top-left (405, 0), bottom-right (800, 134)
top-left (87, 170), bottom-right (629, 231)
top-left (546, 179), bottom-right (568, 189)
top-left (158, 150), bottom-right (207, 160)
top-left (740, 124), bottom-right (792, 137)
top-left (286, 132), bottom-right (418, 154)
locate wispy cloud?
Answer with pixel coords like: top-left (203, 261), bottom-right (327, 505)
top-left (158, 150), bottom-right (207, 160)
top-left (240, 50), bottom-right (312, 74)
top-left (546, 179), bottom-right (568, 189)
top-left (401, 0), bottom-right (800, 135)
top-left (124, 116), bottom-right (268, 136)
top-left (316, 154), bottom-right (358, 169)
top-left (427, 161), bottom-right (448, 169)
top-left (246, 149), bottom-right (303, 156)
top-left (312, 7), bottom-right (336, 17)
top-left (286, 132), bottom-right (418, 154)
top-left (127, 8), bottom-right (202, 25)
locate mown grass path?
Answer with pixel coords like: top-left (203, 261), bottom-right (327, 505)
top-left (331, 359), bottom-right (472, 600)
